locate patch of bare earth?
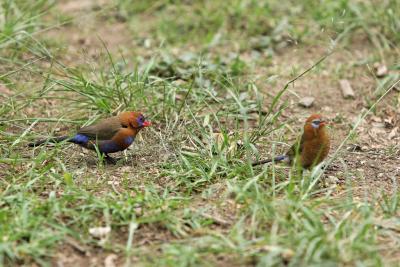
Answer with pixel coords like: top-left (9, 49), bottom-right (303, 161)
top-left (45, 0), bottom-right (140, 67)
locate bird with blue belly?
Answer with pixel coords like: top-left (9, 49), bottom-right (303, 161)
top-left (252, 114), bottom-right (330, 169)
top-left (28, 111), bottom-right (151, 163)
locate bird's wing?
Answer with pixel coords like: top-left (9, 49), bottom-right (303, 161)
top-left (78, 116), bottom-right (123, 140)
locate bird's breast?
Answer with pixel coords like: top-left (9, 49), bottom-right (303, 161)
top-left (99, 141), bottom-right (123, 154)
top-left (301, 131), bottom-right (330, 169)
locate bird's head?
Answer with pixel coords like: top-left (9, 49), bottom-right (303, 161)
top-left (304, 114), bottom-right (328, 134)
top-left (120, 111), bottom-right (152, 129)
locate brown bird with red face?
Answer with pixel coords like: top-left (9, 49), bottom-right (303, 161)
top-left (252, 114), bottom-right (330, 169)
top-left (29, 111), bottom-right (151, 163)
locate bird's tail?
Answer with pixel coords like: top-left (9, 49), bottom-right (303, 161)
top-left (28, 136), bottom-right (70, 147)
top-left (252, 155), bottom-right (288, 166)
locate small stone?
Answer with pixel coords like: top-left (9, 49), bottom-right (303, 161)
top-left (236, 140), bottom-right (244, 147)
top-left (172, 79), bottom-right (186, 86)
top-left (89, 226), bottom-right (111, 239)
top-left (104, 254), bottom-right (118, 267)
top-left (384, 117), bottom-right (395, 128)
top-left (388, 127), bottom-right (398, 139)
top-left (339, 79), bottom-right (355, 99)
top-left (134, 207), bottom-right (142, 215)
top-left (322, 106), bottom-right (333, 112)
top-left (0, 84), bottom-right (12, 96)
top-left (347, 144), bottom-right (361, 152)
top-left (107, 181), bottom-right (120, 186)
top-left (372, 122), bottom-right (385, 128)
top-left (298, 96), bottom-right (315, 108)
top-left (370, 115), bottom-right (382, 122)
top-left (374, 63), bottom-right (388, 78)
top-left (143, 38), bottom-right (152, 48)
top-left (179, 52), bottom-right (196, 62)
top-left (327, 175), bottom-right (339, 184)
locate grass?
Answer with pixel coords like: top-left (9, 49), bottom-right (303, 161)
top-left (1, 0), bottom-right (400, 266)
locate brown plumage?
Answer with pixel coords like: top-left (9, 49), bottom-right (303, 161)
top-left (252, 114), bottom-right (330, 169)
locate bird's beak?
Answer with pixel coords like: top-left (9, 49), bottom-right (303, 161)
top-left (143, 121), bottom-right (152, 127)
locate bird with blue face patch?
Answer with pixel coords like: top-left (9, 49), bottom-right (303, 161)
top-left (252, 114), bottom-right (330, 169)
top-left (28, 111), bottom-right (151, 163)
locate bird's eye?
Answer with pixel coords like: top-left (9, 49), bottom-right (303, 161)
top-left (311, 119), bottom-right (321, 128)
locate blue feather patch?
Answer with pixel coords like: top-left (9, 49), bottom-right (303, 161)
top-left (124, 136), bottom-right (134, 145)
top-left (70, 134), bottom-right (89, 144)
top-left (275, 155), bottom-right (289, 161)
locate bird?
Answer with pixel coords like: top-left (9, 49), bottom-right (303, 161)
top-left (28, 111), bottom-right (151, 163)
top-left (252, 114), bottom-right (330, 169)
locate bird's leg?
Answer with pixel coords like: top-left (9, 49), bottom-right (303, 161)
top-left (105, 154), bottom-right (117, 164)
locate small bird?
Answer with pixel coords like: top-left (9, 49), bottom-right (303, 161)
top-left (28, 111), bottom-right (151, 163)
top-left (252, 114), bottom-right (330, 169)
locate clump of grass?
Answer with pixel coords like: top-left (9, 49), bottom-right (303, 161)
top-left (0, 0), bottom-right (52, 46)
